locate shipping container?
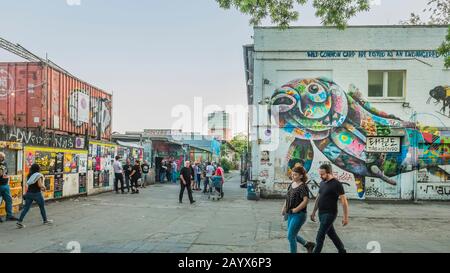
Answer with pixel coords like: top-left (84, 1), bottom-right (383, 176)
top-left (0, 62), bottom-right (112, 140)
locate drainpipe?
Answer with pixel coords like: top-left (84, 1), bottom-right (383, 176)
top-left (412, 110), bottom-right (418, 203)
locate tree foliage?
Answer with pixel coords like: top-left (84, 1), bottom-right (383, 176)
top-left (216, 0), bottom-right (371, 29)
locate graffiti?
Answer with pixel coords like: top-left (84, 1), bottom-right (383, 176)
top-left (91, 97), bottom-right (112, 134)
top-left (427, 86), bottom-right (450, 117)
top-left (259, 170), bottom-right (269, 179)
top-left (0, 68), bottom-right (14, 99)
top-left (420, 185), bottom-right (450, 196)
top-left (270, 78), bottom-right (450, 199)
top-left (365, 185), bottom-right (386, 198)
top-left (0, 126), bottom-right (85, 150)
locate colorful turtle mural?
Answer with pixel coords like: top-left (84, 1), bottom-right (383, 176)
top-left (270, 77), bottom-right (450, 198)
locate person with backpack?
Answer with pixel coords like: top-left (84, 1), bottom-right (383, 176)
top-left (16, 164), bottom-right (53, 228)
top-left (281, 166), bottom-right (315, 253)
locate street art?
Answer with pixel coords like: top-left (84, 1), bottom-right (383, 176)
top-left (0, 68), bottom-right (14, 98)
top-left (427, 86), bottom-right (450, 117)
top-left (270, 77), bottom-right (450, 198)
top-left (69, 89), bottom-right (90, 126)
top-left (91, 97), bottom-right (112, 133)
top-left (261, 151), bottom-right (270, 164)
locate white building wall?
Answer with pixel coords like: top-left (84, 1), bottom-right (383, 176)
top-left (251, 26), bottom-right (450, 200)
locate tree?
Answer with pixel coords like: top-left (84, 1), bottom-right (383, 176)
top-left (400, 0), bottom-right (450, 68)
top-left (229, 133), bottom-right (248, 157)
top-left (216, 0), bottom-right (371, 29)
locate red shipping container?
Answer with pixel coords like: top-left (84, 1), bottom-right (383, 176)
top-left (0, 62), bottom-right (112, 140)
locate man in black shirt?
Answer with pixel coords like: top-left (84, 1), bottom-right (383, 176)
top-left (123, 159), bottom-right (133, 193)
top-left (311, 164), bottom-right (349, 253)
top-left (141, 160), bottom-right (150, 188)
top-left (0, 152), bottom-right (19, 222)
top-left (179, 161), bottom-right (195, 205)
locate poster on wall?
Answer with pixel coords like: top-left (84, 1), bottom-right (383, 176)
top-left (77, 92), bottom-right (90, 123)
top-left (102, 171), bottom-right (110, 187)
top-left (64, 153), bottom-right (78, 173)
top-left (78, 154), bottom-right (88, 173)
top-left (55, 152), bottom-right (64, 173)
top-left (54, 173), bottom-right (64, 198)
top-left (24, 150), bottom-right (35, 176)
top-left (79, 173), bottom-right (87, 193)
top-left (44, 175), bottom-right (55, 200)
top-left (93, 171), bottom-right (100, 188)
top-left (34, 152), bottom-right (56, 175)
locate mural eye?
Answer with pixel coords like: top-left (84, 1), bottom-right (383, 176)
top-left (309, 84), bottom-right (320, 94)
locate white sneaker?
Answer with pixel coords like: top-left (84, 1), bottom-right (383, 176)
top-left (44, 220), bottom-right (54, 225)
top-left (16, 222), bottom-right (25, 229)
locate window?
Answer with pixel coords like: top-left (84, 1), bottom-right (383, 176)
top-left (368, 70), bottom-right (405, 98)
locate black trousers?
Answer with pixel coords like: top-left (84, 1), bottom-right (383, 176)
top-left (179, 182), bottom-right (194, 203)
top-left (131, 177), bottom-right (140, 191)
top-left (114, 173), bottom-right (125, 193)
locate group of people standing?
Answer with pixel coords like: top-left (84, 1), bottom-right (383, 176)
top-left (113, 157), bottom-right (151, 194)
top-left (282, 163), bottom-right (349, 253)
top-left (159, 160), bottom-right (178, 183)
top-left (178, 160), bottom-right (225, 204)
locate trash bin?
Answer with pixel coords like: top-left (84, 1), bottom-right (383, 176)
top-left (247, 181), bottom-right (260, 201)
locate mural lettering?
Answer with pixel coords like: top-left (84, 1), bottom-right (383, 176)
top-left (0, 126), bottom-right (84, 150)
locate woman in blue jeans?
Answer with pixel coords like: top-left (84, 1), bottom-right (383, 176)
top-left (16, 164), bottom-right (53, 228)
top-left (282, 166), bottom-right (315, 253)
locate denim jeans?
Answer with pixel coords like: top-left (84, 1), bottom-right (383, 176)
top-left (0, 184), bottom-right (14, 218)
top-left (196, 174), bottom-right (201, 188)
top-left (172, 171), bottom-right (177, 183)
top-left (160, 172), bottom-right (166, 182)
top-left (314, 213), bottom-right (346, 253)
top-left (19, 192), bottom-right (47, 223)
top-left (287, 212), bottom-right (307, 253)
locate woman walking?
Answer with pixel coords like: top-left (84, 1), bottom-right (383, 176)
top-left (281, 166), bottom-right (315, 253)
top-left (16, 164), bottom-right (53, 228)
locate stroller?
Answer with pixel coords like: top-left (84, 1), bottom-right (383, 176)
top-left (208, 175), bottom-right (224, 201)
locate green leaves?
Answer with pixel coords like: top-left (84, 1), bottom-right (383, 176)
top-left (216, 0), bottom-right (370, 29)
top-left (437, 26), bottom-right (450, 68)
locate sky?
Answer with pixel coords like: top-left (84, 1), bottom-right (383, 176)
top-left (0, 0), bottom-right (433, 136)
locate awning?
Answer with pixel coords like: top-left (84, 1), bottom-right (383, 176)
top-left (116, 141), bottom-right (144, 149)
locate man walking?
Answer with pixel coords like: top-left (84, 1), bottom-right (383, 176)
top-left (310, 164), bottom-right (349, 253)
top-left (113, 156), bottom-right (125, 194)
top-left (179, 161), bottom-right (196, 205)
top-left (0, 152), bottom-right (19, 222)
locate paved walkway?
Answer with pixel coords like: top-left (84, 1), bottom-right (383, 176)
top-left (0, 171), bottom-right (449, 253)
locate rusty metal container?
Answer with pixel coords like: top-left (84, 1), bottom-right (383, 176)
top-left (0, 62), bottom-right (112, 140)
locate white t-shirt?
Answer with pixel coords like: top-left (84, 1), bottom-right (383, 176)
top-left (206, 165), bottom-right (215, 177)
top-left (113, 160), bottom-right (123, 174)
